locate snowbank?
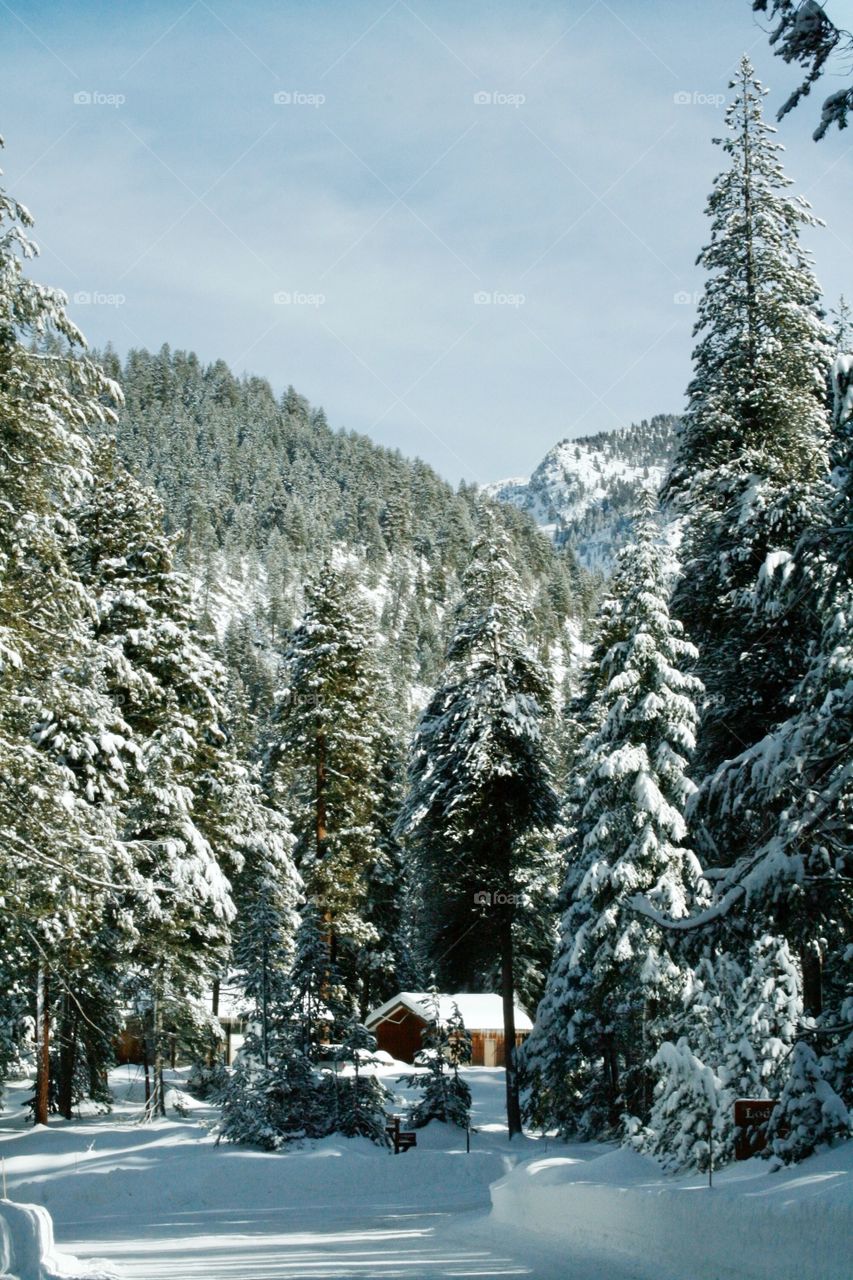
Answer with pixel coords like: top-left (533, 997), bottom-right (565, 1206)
top-left (490, 1142), bottom-right (853, 1280)
top-left (0, 1201), bottom-right (115, 1280)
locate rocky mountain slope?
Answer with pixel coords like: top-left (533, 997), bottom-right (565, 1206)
top-left (485, 415), bottom-right (680, 574)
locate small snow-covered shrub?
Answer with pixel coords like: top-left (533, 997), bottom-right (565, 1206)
top-left (218, 1039), bottom-right (323, 1150)
top-left (331, 1022), bottom-right (392, 1145)
top-left (768, 1041), bottom-right (851, 1164)
top-left (644, 1038), bottom-right (726, 1171)
top-left (187, 1059), bottom-right (228, 1102)
top-left (400, 999), bottom-right (472, 1130)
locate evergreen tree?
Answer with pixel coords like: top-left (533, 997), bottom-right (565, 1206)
top-left (332, 1021), bottom-right (391, 1145)
top-left (399, 511), bottom-right (559, 1136)
top-left (229, 806), bottom-right (300, 1069)
top-left (218, 1032), bottom-right (323, 1149)
top-left (693, 341), bottom-right (852, 1063)
top-left (357, 720), bottom-right (410, 1019)
top-left (0, 142), bottom-right (122, 1120)
top-left (523, 498), bottom-right (707, 1137)
top-left (272, 562), bottom-right (393, 1021)
top-left (286, 903), bottom-right (345, 1058)
top-left (637, 349), bottom-right (852, 1161)
top-left (665, 56), bottom-right (832, 776)
top-left (643, 1039), bottom-right (724, 1173)
top-left (76, 441), bottom-right (240, 1116)
top-left (402, 993), bottom-right (472, 1129)
top-left (768, 1041), bottom-right (850, 1162)
top-left (218, 838), bottom-right (316, 1150)
top-left (646, 935), bottom-right (802, 1169)
top-left (723, 934), bottom-right (801, 1104)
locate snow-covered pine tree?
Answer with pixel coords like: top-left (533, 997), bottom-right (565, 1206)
top-left (644, 1039), bottom-right (725, 1173)
top-left (398, 509), bottom-right (559, 1136)
top-left (218, 1033), bottom-right (323, 1149)
top-left (356, 719), bottom-right (410, 1021)
top-left (229, 806), bottom-right (300, 1070)
top-left (20, 650), bottom-right (135, 1121)
top-left (272, 561), bottom-right (393, 1024)
top-left (768, 1041), bottom-right (850, 1162)
top-left (649, 934), bottom-right (802, 1170)
top-left (691, 335), bottom-right (852, 1127)
top-left (75, 440), bottom-right (240, 1116)
top-left (523, 496), bottom-right (707, 1138)
top-left (0, 143), bottom-right (124, 1120)
top-left (217, 826), bottom-right (313, 1149)
top-left (333, 1020), bottom-right (391, 1144)
top-left (664, 56), bottom-right (833, 779)
top-left (286, 900), bottom-right (356, 1067)
top-left (723, 934), bottom-right (801, 1105)
top-left (680, 951), bottom-right (745, 1067)
top-left (402, 994), bottom-right (472, 1129)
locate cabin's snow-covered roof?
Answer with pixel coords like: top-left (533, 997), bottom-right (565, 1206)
top-left (365, 991), bottom-right (533, 1033)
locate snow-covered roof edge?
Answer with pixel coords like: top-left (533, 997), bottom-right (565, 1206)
top-left (365, 991), bottom-right (533, 1033)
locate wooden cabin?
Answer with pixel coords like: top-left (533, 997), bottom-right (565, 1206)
top-left (114, 982), bottom-right (246, 1067)
top-left (365, 992), bottom-right (533, 1067)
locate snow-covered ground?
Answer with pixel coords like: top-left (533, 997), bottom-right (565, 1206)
top-left (1, 1065), bottom-right (849, 1279)
top-left (492, 1142), bottom-right (852, 1280)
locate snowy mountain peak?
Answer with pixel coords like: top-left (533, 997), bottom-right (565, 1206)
top-left (485, 414), bottom-right (680, 573)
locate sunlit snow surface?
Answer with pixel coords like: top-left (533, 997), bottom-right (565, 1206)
top-left (0, 1065), bottom-right (849, 1279)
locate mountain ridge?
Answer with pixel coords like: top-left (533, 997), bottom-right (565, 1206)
top-left (484, 414), bottom-right (681, 573)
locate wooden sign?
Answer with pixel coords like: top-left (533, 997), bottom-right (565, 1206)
top-left (734, 1098), bottom-right (778, 1160)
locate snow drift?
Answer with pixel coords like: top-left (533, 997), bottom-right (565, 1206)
top-left (489, 1142), bottom-right (853, 1280)
top-left (0, 1201), bottom-right (115, 1280)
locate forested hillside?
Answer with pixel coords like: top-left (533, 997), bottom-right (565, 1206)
top-left (100, 344), bottom-right (589, 708)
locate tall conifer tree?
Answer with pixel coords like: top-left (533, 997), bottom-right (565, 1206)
top-left (273, 562), bottom-right (392, 1020)
top-left (665, 56), bottom-right (832, 775)
top-left (523, 498), bottom-right (707, 1137)
top-left (399, 511), bottom-right (558, 1136)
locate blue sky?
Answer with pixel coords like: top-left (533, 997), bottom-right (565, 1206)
top-left (2, 0), bottom-right (851, 484)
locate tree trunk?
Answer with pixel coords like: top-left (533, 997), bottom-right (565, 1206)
top-left (603, 1031), bottom-right (621, 1129)
top-left (142, 1043), bottom-right (151, 1108)
top-left (316, 727), bottom-right (335, 1033)
top-left (85, 1022), bottom-right (107, 1105)
top-left (801, 942), bottom-right (823, 1018)
top-left (35, 966), bottom-right (50, 1126)
top-left (143, 983), bottom-right (167, 1120)
top-left (208, 978), bottom-right (221, 1068)
top-left (261, 934), bottom-right (270, 1068)
top-left (57, 994), bottom-right (79, 1121)
top-left (316, 731), bottom-right (328, 860)
top-left (152, 987), bottom-right (166, 1118)
top-left (501, 918), bottom-right (522, 1139)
